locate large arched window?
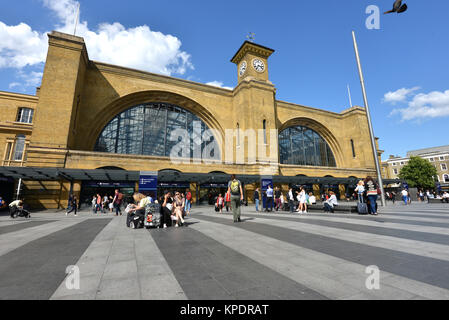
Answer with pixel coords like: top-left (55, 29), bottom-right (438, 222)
top-left (95, 103), bottom-right (220, 160)
top-left (279, 125), bottom-right (336, 167)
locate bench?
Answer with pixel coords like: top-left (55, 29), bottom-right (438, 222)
top-left (307, 204), bottom-right (357, 213)
top-left (428, 198), bottom-right (449, 204)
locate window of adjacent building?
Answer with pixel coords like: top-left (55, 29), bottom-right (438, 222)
top-left (4, 142), bottom-right (12, 161)
top-left (13, 135), bottom-right (26, 161)
top-left (442, 163), bottom-right (448, 171)
top-left (440, 156), bottom-right (445, 161)
top-left (16, 108), bottom-right (34, 124)
top-left (392, 162), bottom-right (397, 166)
top-left (444, 174), bottom-right (449, 183)
top-left (429, 158), bottom-right (434, 162)
top-left (350, 139), bottom-right (356, 158)
top-left (393, 168), bottom-right (398, 175)
top-left (400, 161), bottom-right (404, 165)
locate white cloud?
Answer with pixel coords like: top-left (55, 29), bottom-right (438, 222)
top-left (0, 0), bottom-right (193, 78)
top-left (383, 87), bottom-right (420, 105)
top-left (391, 90), bottom-right (449, 121)
top-left (0, 21), bottom-right (47, 68)
top-left (206, 81), bottom-right (233, 90)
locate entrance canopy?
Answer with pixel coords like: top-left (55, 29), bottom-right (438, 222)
top-left (0, 166), bottom-right (403, 186)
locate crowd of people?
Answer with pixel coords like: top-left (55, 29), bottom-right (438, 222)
top-left (2, 173), bottom-right (448, 222)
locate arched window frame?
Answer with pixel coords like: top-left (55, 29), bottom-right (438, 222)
top-left (94, 103), bottom-right (220, 160)
top-left (278, 125), bottom-right (336, 167)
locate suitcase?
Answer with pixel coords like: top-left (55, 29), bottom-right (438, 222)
top-left (357, 197), bottom-right (368, 215)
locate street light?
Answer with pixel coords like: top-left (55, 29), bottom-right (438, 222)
top-left (352, 30), bottom-right (386, 207)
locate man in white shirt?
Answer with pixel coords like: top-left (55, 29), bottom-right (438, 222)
top-left (324, 192), bottom-right (338, 213)
top-left (288, 188), bottom-right (295, 213)
top-left (401, 189), bottom-right (408, 205)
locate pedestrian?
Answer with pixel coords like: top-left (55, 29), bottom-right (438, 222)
top-left (67, 193), bottom-right (73, 212)
top-left (9, 199), bottom-right (23, 218)
top-left (288, 188), bottom-right (295, 213)
top-left (280, 193), bottom-right (285, 211)
top-left (355, 180), bottom-right (365, 202)
top-left (297, 187), bottom-right (307, 214)
top-left (109, 196), bottom-right (114, 212)
top-left (265, 185), bottom-right (273, 212)
top-left (173, 192), bottom-right (186, 227)
top-left (128, 193), bottom-right (148, 225)
top-left (364, 176), bottom-right (379, 215)
top-left (216, 193), bottom-right (224, 213)
top-left (323, 191), bottom-right (338, 213)
top-left (112, 189), bottom-right (123, 216)
top-left (66, 195), bottom-right (78, 216)
top-left (161, 191), bottom-right (174, 228)
top-left (274, 187), bottom-right (281, 211)
top-left (225, 190), bottom-right (231, 212)
top-left (0, 196), bottom-right (6, 210)
top-left (95, 193), bottom-right (102, 213)
top-left (254, 188), bottom-right (260, 212)
top-left (228, 174), bottom-right (243, 222)
top-left (185, 189), bottom-right (192, 215)
top-left (401, 189), bottom-right (408, 205)
top-left (103, 194), bottom-right (109, 212)
top-left (91, 195), bottom-right (97, 213)
top-left (308, 192), bottom-right (316, 205)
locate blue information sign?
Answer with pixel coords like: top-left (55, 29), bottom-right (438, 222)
top-left (261, 177), bottom-right (273, 209)
top-left (139, 171), bottom-right (158, 191)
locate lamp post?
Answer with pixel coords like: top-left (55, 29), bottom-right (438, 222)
top-left (352, 30), bottom-right (386, 207)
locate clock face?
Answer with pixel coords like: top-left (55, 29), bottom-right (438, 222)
top-left (239, 61), bottom-right (247, 76)
top-left (252, 59), bottom-right (265, 73)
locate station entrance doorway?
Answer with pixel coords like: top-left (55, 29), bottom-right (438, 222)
top-left (80, 181), bottom-right (136, 209)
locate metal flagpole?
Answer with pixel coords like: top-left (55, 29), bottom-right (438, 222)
top-left (73, 3), bottom-right (80, 36)
top-left (16, 178), bottom-right (22, 200)
top-left (351, 30), bottom-right (386, 207)
top-left (347, 84), bottom-right (353, 108)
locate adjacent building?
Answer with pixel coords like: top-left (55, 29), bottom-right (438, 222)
top-left (383, 145), bottom-right (449, 190)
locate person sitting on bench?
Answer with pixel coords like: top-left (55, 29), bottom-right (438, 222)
top-left (323, 191), bottom-right (338, 213)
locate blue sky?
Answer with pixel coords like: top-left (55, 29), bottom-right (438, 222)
top-left (1, 0), bottom-right (448, 160)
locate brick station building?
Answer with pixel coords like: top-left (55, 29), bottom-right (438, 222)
top-left (0, 31), bottom-right (382, 209)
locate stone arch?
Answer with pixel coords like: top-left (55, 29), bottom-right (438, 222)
top-left (279, 117), bottom-right (344, 168)
top-left (86, 90), bottom-right (225, 154)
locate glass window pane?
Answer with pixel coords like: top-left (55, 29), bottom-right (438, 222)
top-left (13, 136), bottom-right (25, 161)
top-left (279, 125), bottom-right (336, 167)
top-left (94, 102), bottom-right (220, 160)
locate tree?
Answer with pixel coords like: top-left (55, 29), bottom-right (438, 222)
top-left (398, 156), bottom-right (438, 189)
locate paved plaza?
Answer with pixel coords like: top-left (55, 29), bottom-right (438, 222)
top-left (0, 202), bottom-right (448, 300)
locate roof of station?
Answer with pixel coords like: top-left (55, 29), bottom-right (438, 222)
top-left (0, 166), bottom-right (403, 185)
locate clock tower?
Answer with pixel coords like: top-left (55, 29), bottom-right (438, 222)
top-left (231, 41), bottom-right (275, 84)
top-left (230, 41), bottom-right (278, 173)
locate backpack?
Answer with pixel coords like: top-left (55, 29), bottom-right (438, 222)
top-left (230, 180), bottom-right (240, 195)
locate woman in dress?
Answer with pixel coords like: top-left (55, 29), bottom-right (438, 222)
top-left (173, 192), bottom-right (185, 227)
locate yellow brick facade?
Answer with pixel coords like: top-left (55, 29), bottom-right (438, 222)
top-left (0, 31), bottom-right (381, 209)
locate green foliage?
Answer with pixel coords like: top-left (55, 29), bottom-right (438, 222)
top-left (398, 156), bottom-right (438, 189)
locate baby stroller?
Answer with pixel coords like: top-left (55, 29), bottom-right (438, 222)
top-left (11, 207), bottom-right (31, 219)
top-left (144, 203), bottom-right (161, 229)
